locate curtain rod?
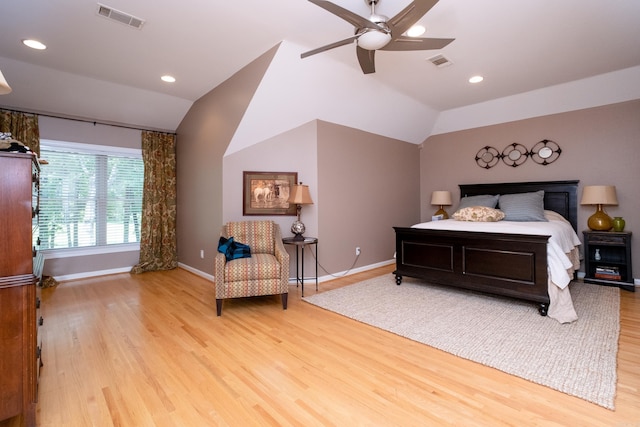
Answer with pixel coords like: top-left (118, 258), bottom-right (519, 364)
top-left (0, 106), bottom-right (176, 135)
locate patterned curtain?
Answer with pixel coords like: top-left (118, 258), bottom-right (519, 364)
top-left (131, 131), bottom-right (178, 273)
top-left (0, 109), bottom-right (40, 156)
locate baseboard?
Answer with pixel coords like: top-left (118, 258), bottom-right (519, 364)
top-left (51, 266), bottom-right (134, 282)
top-left (181, 260), bottom-right (395, 284)
top-left (289, 259), bottom-right (396, 284)
top-left (177, 262), bottom-right (214, 282)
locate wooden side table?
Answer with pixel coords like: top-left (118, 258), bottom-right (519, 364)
top-left (282, 237), bottom-right (318, 297)
top-left (583, 230), bottom-right (634, 292)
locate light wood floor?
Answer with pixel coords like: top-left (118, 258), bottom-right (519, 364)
top-left (15, 266), bottom-right (640, 426)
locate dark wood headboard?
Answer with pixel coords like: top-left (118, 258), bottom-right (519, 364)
top-left (459, 180), bottom-right (579, 231)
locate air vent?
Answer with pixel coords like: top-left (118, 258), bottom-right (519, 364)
top-left (97, 3), bottom-right (145, 29)
top-left (427, 54), bottom-right (452, 68)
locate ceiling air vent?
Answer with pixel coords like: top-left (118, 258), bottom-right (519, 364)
top-left (427, 54), bottom-right (452, 68)
top-left (97, 3), bottom-right (145, 29)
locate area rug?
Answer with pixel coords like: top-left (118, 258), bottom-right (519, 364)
top-left (303, 275), bottom-right (620, 409)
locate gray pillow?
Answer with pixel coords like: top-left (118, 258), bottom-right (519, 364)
top-left (498, 190), bottom-right (547, 221)
top-left (458, 194), bottom-right (499, 210)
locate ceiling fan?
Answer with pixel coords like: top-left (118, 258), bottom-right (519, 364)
top-left (301, 0), bottom-right (454, 74)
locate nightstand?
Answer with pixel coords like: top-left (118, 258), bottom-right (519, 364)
top-left (583, 230), bottom-right (634, 292)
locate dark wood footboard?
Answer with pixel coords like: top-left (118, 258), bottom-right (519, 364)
top-left (393, 227), bottom-right (551, 313)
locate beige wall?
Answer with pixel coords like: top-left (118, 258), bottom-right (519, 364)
top-left (222, 121), bottom-right (318, 279)
top-left (219, 119), bottom-right (420, 279)
top-left (317, 121), bottom-right (420, 273)
top-left (421, 100), bottom-right (640, 280)
top-left (175, 45), bottom-right (279, 275)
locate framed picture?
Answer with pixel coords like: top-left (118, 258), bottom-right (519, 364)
top-left (243, 171), bottom-right (298, 216)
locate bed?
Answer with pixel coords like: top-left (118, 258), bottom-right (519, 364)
top-left (393, 180), bottom-right (581, 323)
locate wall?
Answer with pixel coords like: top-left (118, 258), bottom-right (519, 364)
top-left (317, 121), bottom-right (420, 274)
top-left (220, 120), bottom-right (421, 280)
top-left (38, 115), bottom-right (142, 279)
top-left (222, 122), bottom-right (318, 278)
top-left (175, 46), bottom-right (279, 277)
top-left (421, 100), bottom-right (640, 281)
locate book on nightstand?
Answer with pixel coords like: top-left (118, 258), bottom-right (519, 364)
top-left (594, 266), bottom-right (622, 281)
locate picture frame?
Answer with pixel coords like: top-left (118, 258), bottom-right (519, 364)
top-left (243, 171), bottom-right (298, 216)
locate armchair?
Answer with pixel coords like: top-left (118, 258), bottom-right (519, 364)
top-left (214, 220), bottom-right (289, 316)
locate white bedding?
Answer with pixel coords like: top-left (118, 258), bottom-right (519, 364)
top-left (412, 210), bottom-right (582, 323)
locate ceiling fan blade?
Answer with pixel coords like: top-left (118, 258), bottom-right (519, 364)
top-left (308, 0), bottom-right (379, 31)
top-left (356, 46), bottom-right (376, 74)
top-left (388, 0), bottom-right (439, 36)
top-left (380, 36), bottom-right (454, 51)
top-left (301, 35), bottom-right (360, 59)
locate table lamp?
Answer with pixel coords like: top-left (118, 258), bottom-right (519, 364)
top-left (431, 190), bottom-right (452, 219)
top-left (580, 185), bottom-right (618, 231)
top-left (288, 182), bottom-right (313, 240)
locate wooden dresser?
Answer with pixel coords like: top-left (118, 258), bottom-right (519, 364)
top-left (0, 152), bottom-right (43, 427)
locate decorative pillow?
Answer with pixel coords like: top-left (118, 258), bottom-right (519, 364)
top-left (229, 240), bottom-right (251, 260)
top-left (498, 190), bottom-right (547, 221)
top-left (458, 194), bottom-right (499, 210)
top-left (452, 206), bottom-right (505, 222)
top-left (218, 236), bottom-right (234, 257)
top-left (217, 236), bottom-right (252, 261)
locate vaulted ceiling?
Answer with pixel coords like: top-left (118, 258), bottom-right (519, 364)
top-left (1, 0), bottom-right (640, 143)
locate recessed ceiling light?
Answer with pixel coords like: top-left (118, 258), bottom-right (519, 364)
top-left (406, 25), bottom-right (426, 37)
top-left (22, 39), bottom-right (47, 50)
top-left (469, 75), bottom-right (484, 83)
top-left (161, 75), bottom-right (176, 83)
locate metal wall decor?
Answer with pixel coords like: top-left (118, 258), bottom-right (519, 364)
top-left (474, 139), bottom-right (562, 169)
top-left (475, 146), bottom-right (500, 169)
top-left (530, 139), bottom-right (561, 165)
top-left (501, 143), bottom-right (529, 167)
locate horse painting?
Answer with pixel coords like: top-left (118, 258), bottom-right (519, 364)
top-left (253, 185), bottom-right (272, 203)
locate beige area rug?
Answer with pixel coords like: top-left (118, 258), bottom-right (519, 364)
top-left (303, 275), bottom-right (620, 409)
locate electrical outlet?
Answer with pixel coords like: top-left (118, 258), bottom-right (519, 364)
top-left (200, 249), bottom-right (204, 259)
top-left (356, 246), bottom-right (361, 256)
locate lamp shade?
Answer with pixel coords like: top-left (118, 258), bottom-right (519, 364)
top-left (430, 191), bottom-right (452, 206)
top-left (581, 185), bottom-right (618, 206)
top-left (288, 183), bottom-right (313, 205)
top-left (0, 70), bottom-right (12, 95)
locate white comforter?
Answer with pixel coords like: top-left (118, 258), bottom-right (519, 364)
top-left (412, 211), bottom-right (582, 323)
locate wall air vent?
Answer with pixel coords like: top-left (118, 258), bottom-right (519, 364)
top-left (427, 54), bottom-right (452, 68)
top-left (97, 3), bottom-right (145, 29)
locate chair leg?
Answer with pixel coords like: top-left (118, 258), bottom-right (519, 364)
top-left (216, 299), bottom-right (223, 316)
top-left (282, 293), bottom-right (288, 310)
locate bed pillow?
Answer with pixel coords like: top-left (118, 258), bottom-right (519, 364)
top-left (452, 206), bottom-right (505, 222)
top-left (498, 190), bottom-right (547, 221)
top-left (458, 194), bottom-right (499, 210)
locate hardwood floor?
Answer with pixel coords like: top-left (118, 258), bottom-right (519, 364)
top-left (14, 266), bottom-right (640, 426)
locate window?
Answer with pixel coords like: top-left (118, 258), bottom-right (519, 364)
top-left (39, 140), bottom-right (144, 250)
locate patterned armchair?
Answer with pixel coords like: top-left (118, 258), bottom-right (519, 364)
top-left (214, 220), bottom-right (289, 316)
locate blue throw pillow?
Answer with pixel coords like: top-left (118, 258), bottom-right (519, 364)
top-left (229, 240), bottom-right (251, 260)
top-left (217, 236), bottom-right (251, 261)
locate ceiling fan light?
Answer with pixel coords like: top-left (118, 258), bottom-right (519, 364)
top-left (406, 25), bottom-right (426, 37)
top-left (357, 30), bottom-right (391, 50)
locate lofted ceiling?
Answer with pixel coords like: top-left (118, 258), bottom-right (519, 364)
top-left (1, 0), bottom-right (640, 138)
